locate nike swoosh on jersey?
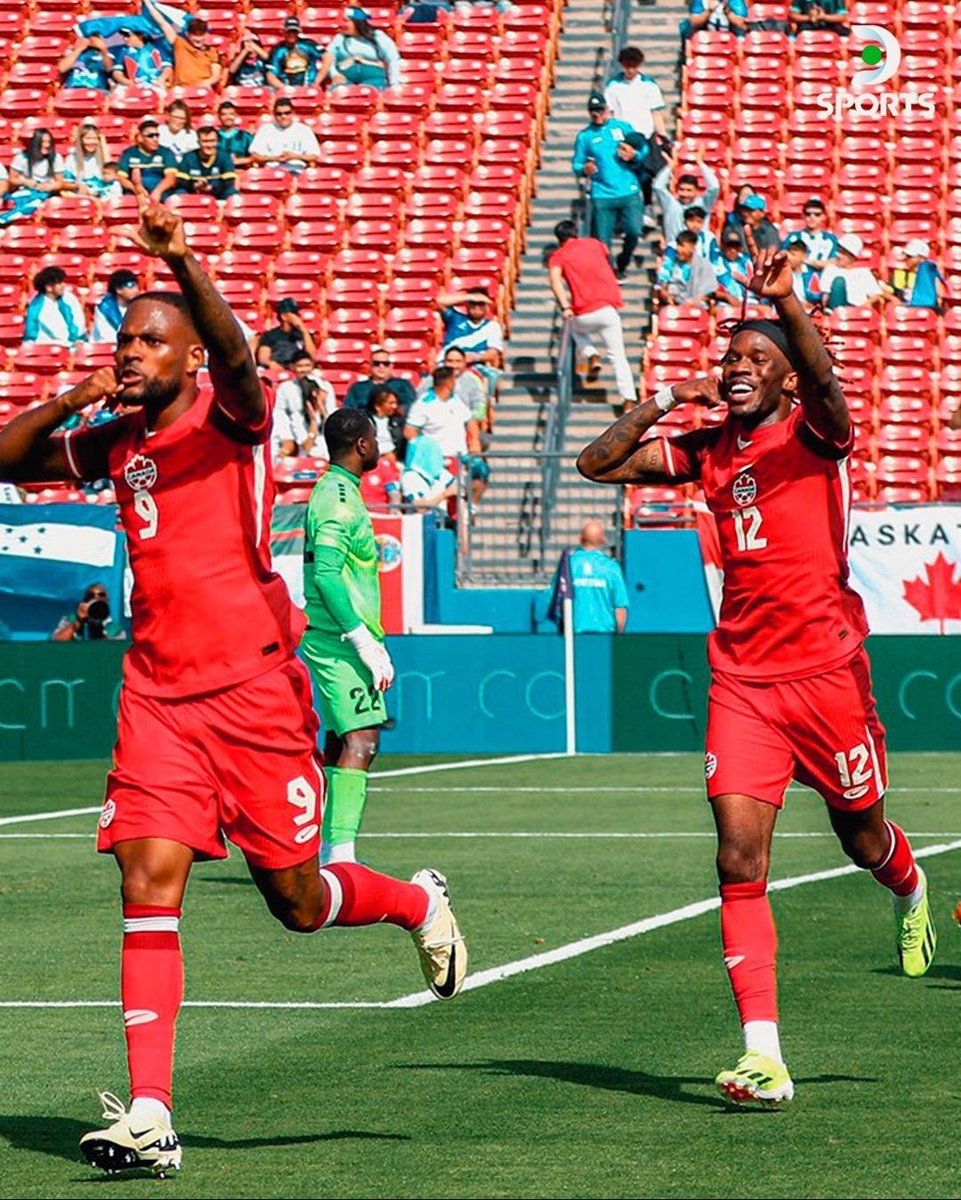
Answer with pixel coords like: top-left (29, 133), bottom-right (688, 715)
top-left (723, 955), bottom-right (745, 970)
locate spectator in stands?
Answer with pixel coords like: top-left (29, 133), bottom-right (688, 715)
top-left (652, 145), bottom-right (720, 248)
top-left (783, 197), bottom-right (839, 271)
top-left (683, 205), bottom-right (720, 264)
top-left (723, 192), bottom-right (780, 252)
top-left (256, 297), bottom-right (320, 367)
top-left (548, 218), bottom-right (637, 407)
top-left (400, 435), bottom-right (458, 512)
top-left (655, 231), bottom-right (718, 308)
top-left (572, 94), bottom-right (644, 278)
top-left (405, 366), bottom-right (488, 507)
top-left (714, 231), bottom-right (754, 304)
top-left (436, 288), bottom-right (505, 392)
top-left (92, 269), bottom-right (140, 344)
top-left (681, 0), bottom-right (750, 40)
top-left (147, 6), bottom-right (223, 87)
top-left (24, 266), bottom-right (88, 346)
top-left (100, 162), bottom-right (123, 200)
top-left (784, 236), bottom-right (822, 304)
top-left (604, 46), bottom-right (667, 140)
top-left (118, 119), bottom-right (178, 202)
top-left (52, 583), bottom-right (123, 642)
top-left (819, 233), bottom-right (885, 309)
top-left (319, 7), bottom-right (402, 90)
top-left (789, 0), bottom-right (849, 34)
top-left (58, 34), bottom-right (115, 90)
top-left (0, 130), bottom-right (67, 225)
top-left (159, 100), bottom-right (199, 163)
top-left (886, 240), bottom-right (947, 311)
top-left (217, 101), bottom-right (255, 170)
top-left (249, 97), bottom-right (322, 174)
top-left (111, 27), bottom-right (171, 90)
top-left (227, 31), bottom-right (270, 86)
top-left (63, 123), bottom-right (115, 199)
top-left (441, 346), bottom-right (493, 442)
top-left (345, 347), bottom-right (416, 412)
top-left (266, 16), bottom-right (324, 88)
top-left (368, 386), bottom-right (407, 460)
top-left (176, 121), bottom-right (238, 199)
top-left (274, 350), bottom-right (337, 458)
top-left (563, 520), bottom-right (629, 634)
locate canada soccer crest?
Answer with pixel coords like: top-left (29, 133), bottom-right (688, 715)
top-left (704, 752), bottom-right (718, 780)
top-left (732, 473), bottom-right (758, 507)
top-left (124, 453), bottom-right (157, 493)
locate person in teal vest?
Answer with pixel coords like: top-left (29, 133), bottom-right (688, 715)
top-left (568, 519), bottom-right (630, 633)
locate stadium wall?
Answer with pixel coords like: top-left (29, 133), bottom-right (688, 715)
top-left (3, 636), bottom-right (961, 761)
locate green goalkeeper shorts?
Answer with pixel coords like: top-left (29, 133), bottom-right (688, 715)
top-left (300, 630), bottom-right (390, 737)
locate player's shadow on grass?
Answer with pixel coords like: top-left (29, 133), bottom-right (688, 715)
top-left (871, 962), bottom-right (961, 982)
top-left (0, 1115), bottom-right (409, 1166)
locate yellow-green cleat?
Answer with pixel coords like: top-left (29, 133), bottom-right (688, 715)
top-left (716, 1051), bottom-right (794, 1107)
top-left (895, 866), bottom-right (936, 978)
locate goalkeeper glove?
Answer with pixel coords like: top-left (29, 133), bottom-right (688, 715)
top-left (344, 625), bottom-right (395, 691)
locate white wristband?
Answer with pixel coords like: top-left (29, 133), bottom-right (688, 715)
top-left (653, 386), bottom-right (677, 413)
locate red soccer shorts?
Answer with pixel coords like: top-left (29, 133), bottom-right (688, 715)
top-left (99, 657), bottom-right (324, 869)
top-left (704, 648), bottom-right (888, 811)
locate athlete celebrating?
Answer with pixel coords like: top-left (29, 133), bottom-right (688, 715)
top-left (0, 198), bottom-right (466, 1175)
top-left (301, 407), bottom-right (394, 864)
top-left (577, 229), bottom-right (935, 1106)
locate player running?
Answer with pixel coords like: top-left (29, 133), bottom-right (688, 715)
top-left (301, 408), bottom-right (394, 864)
top-left (0, 199), bottom-right (466, 1176)
top-left (576, 229), bottom-right (935, 1107)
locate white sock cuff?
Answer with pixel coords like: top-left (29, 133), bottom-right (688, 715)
top-left (123, 916), bottom-right (180, 934)
top-left (875, 819), bottom-right (897, 871)
top-left (319, 868), bottom-right (344, 928)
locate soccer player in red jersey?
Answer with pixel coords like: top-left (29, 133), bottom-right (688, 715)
top-left (0, 199), bottom-right (466, 1174)
top-left (577, 229), bottom-right (935, 1106)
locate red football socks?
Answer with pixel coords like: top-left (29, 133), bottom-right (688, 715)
top-left (314, 862), bottom-right (430, 932)
top-left (720, 881), bottom-right (778, 1024)
top-left (871, 821), bottom-right (920, 897)
top-left (121, 905), bottom-right (183, 1109)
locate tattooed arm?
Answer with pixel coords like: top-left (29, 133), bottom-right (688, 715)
top-left (576, 376), bottom-right (721, 484)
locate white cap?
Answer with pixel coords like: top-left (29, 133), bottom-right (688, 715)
top-left (837, 233), bottom-right (864, 259)
top-left (904, 239), bottom-right (931, 258)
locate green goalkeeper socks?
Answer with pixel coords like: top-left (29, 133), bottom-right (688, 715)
top-left (321, 767), bottom-right (368, 864)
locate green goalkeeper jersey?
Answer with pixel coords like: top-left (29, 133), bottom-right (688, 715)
top-left (303, 464), bottom-right (384, 642)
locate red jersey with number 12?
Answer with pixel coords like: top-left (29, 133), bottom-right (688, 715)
top-left (62, 386), bottom-right (304, 699)
top-left (660, 405), bottom-right (869, 680)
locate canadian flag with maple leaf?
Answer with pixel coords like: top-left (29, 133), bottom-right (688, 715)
top-left (843, 510), bottom-right (961, 635)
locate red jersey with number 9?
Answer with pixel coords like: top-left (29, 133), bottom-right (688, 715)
top-left (61, 386), bottom-right (304, 698)
top-left (659, 405), bottom-right (869, 680)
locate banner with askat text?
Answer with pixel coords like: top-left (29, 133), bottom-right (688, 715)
top-left (848, 507), bottom-right (961, 635)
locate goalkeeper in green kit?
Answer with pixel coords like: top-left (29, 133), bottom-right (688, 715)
top-left (301, 409), bottom-right (395, 864)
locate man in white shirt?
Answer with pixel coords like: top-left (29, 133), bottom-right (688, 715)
top-left (819, 233), bottom-right (885, 309)
top-left (405, 365), bottom-right (488, 507)
top-left (604, 46), bottom-right (666, 140)
top-left (272, 350), bottom-right (337, 458)
top-left (249, 96), bottom-right (321, 174)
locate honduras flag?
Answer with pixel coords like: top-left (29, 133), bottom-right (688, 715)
top-left (78, 1), bottom-right (189, 50)
top-left (0, 504), bottom-right (125, 640)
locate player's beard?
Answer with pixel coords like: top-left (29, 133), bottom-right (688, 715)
top-left (119, 375), bottom-right (181, 412)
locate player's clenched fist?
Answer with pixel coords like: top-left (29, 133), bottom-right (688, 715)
top-left (671, 375), bottom-right (722, 408)
top-left (62, 366), bottom-right (122, 413)
top-left (121, 189), bottom-right (188, 262)
top-left (344, 624), bottom-right (395, 691)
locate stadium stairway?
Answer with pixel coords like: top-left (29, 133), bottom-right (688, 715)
top-left (465, 0), bottom-right (689, 584)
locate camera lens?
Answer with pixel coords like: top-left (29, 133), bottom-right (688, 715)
top-left (87, 599), bottom-right (110, 623)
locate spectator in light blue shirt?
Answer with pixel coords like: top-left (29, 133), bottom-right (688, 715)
top-left (681, 0), bottom-right (750, 40)
top-left (572, 94), bottom-right (644, 277)
top-left (782, 198), bottom-right (839, 271)
top-left (568, 520), bottom-right (629, 633)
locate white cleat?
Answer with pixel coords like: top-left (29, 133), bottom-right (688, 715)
top-left (411, 868), bottom-right (467, 999)
top-left (79, 1092), bottom-right (182, 1177)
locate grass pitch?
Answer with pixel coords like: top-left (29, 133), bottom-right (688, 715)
top-left (1, 752), bottom-right (961, 1199)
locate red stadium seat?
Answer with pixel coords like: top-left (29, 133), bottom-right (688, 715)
top-left (228, 221), bottom-right (284, 254)
top-left (72, 343), bottom-right (122, 371)
top-left (15, 343), bottom-right (71, 374)
top-left (390, 247), bottom-right (446, 280)
top-left (273, 250), bottom-right (329, 281)
top-left (212, 250), bottom-right (269, 281)
top-left (0, 371), bottom-right (44, 406)
top-left (236, 167), bottom-right (295, 198)
top-left (165, 194), bottom-right (221, 223)
top-left (222, 194), bottom-right (283, 226)
top-left (287, 220), bottom-right (345, 254)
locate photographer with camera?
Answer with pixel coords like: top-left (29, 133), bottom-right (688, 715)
top-left (51, 582), bottom-right (123, 641)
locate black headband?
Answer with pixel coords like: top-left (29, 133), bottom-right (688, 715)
top-left (730, 319), bottom-right (796, 368)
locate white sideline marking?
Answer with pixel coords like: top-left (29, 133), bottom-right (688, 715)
top-left (3, 830), bottom-right (961, 842)
top-left (0, 753), bottom-right (571, 828)
top-left (3, 838), bottom-right (959, 1012)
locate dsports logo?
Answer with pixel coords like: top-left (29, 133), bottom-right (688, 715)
top-left (816, 27), bottom-right (935, 120)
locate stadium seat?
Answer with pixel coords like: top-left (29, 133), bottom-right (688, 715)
top-left (213, 251), bottom-right (269, 282)
top-left (15, 343), bottom-right (71, 375)
top-left (72, 343), bottom-right (121, 371)
top-left (237, 167), bottom-right (295, 198)
top-left (166, 195), bottom-right (221, 223)
top-left (223, 194), bottom-right (283, 226)
top-left (287, 220), bottom-right (345, 254)
top-left (228, 221), bottom-right (284, 254)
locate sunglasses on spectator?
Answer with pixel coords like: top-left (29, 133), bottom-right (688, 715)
top-left (372, 358), bottom-right (390, 366)
top-left (86, 590), bottom-right (107, 599)
top-left (141, 130), bottom-right (160, 138)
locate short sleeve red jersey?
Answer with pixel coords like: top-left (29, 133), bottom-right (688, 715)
top-left (61, 386), bottom-right (305, 698)
top-left (659, 405), bottom-right (868, 680)
top-left (548, 237), bottom-right (623, 316)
